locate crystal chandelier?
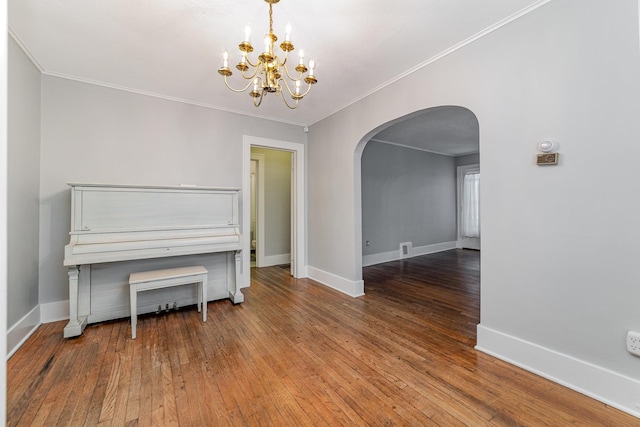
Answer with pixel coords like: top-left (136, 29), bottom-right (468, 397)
top-left (217, 0), bottom-right (317, 109)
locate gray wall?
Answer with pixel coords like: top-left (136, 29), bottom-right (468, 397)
top-left (8, 36), bottom-right (41, 326)
top-left (39, 76), bottom-right (305, 304)
top-left (361, 141), bottom-right (456, 256)
top-left (307, 0), bottom-right (640, 410)
top-left (455, 153), bottom-right (479, 167)
top-left (251, 147), bottom-right (291, 257)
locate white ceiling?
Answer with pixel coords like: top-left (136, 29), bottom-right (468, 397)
top-left (371, 106), bottom-right (480, 156)
top-left (9, 0), bottom-right (546, 144)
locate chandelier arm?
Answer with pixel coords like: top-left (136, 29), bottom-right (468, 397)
top-left (223, 75), bottom-right (256, 93)
top-left (279, 78), bottom-right (296, 97)
top-left (280, 77), bottom-right (313, 98)
top-left (253, 91), bottom-right (265, 107)
top-left (281, 93), bottom-right (300, 109)
top-left (245, 57), bottom-right (260, 68)
top-left (281, 61), bottom-right (304, 82)
top-left (298, 81), bottom-right (313, 97)
top-left (240, 67), bottom-right (260, 81)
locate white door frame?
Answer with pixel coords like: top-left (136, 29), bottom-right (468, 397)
top-left (250, 153), bottom-right (266, 267)
top-left (242, 135), bottom-right (306, 287)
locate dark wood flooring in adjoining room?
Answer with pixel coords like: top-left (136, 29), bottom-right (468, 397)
top-left (7, 250), bottom-right (638, 426)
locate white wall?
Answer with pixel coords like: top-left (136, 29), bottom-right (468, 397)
top-left (308, 0), bottom-right (640, 416)
top-left (7, 36), bottom-right (41, 342)
top-left (361, 140), bottom-right (456, 257)
top-left (39, 75), bottom-right (306, 306)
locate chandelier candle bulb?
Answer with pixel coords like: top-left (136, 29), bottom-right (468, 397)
top-left (308, 59), bottom-right (316, 75)
top-left (285, 24), bottom-right (291, 42)
top-left (244, 25), bottom-right (251, 42)
top-left (237, 51), bottom-right (248, 71)
top-left (298, 49), bottom-right (304, 64)
top-left (222, 50), bottom-right (229, 68)
top-left (263, 35), bottom-right (271, 54)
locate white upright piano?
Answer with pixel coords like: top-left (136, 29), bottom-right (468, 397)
top-left (63, 183), bottom-right (243, 338)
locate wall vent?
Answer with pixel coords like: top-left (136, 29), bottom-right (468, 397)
top-left (399, 242), bottom-right (413, 259)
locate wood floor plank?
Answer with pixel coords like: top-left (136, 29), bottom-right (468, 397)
top-left (97, 349), bottom-right (121, 424)
top-left (7, 250), bottom-right (640, 426)
top-left (35, 341), bottom-right (85, 426)
top-left (84, 326), bottom-right (118, 426)
top-left (67, 342), bottom-right (108, 426)
top-left (135, 317), bottom-right (155, 427)
top-left (124, 337), bottom-right (142, 425)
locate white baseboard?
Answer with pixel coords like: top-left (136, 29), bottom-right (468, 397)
top-left (363, 249), bottom-right (399, 266)
top-left (476, 324), bottom-right (640, 419)
top-left (259, 253), bottom-right (291, 267)
top-left (7, 305), bottom-right (40, 359)
top-left (295, 264), bottom-right (308, 279)
top-left (413, 241), bottom-right (457, 256)
top-left (7, 300), bottom-right (72, 358)
top-left (307, 266), bottom-right (365, 297)
top-left (363, 241), bottom-right (457, 267)
top-left (41, 300), bottom-right (70, 323)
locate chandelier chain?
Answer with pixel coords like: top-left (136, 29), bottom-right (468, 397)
top-left (269, 2), bottom-right (274, 34)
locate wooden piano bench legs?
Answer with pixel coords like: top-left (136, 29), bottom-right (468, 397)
top-left (129, 266), bottom-right (208, 339)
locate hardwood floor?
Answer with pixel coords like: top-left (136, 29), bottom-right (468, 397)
top-left (8, 250), bottom-right (638, 426)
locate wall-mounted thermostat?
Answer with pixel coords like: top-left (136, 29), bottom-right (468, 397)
top-left (536, 153), bottom-right (559, 165)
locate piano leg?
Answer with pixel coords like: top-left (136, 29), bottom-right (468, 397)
top-left (228, 250), bottom-right (244, 304)
top-left (63, 265), bottom-right (88, 338)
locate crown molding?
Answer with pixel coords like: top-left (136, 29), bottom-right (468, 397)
top-left (8, 25), bottom-right (305, 126)
top-left (8, 25), bottom-right (44, 72)
top-left (369, 138), bottom-right (478, 157)
top-left (41, 71), bottom-right (307, 127)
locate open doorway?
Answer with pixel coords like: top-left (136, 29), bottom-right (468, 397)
top-left (250, 147), bottom-right (292, 269)
top-left (242, 135), bottom-right (306, 288)
top-left (359, 106), bottom-right (480, 269)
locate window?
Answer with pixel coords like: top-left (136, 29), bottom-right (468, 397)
top-left (461, 172), bottom-right (480, 238)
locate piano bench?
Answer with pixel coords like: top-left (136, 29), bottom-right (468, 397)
top-left (129, 265), bottom-right (208, 339)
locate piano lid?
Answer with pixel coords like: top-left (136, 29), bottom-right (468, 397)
top-left (66, 182), bottom-right (241, 192)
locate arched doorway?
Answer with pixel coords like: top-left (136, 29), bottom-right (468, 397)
top-left (356, 106), bottom-right (479, 285)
